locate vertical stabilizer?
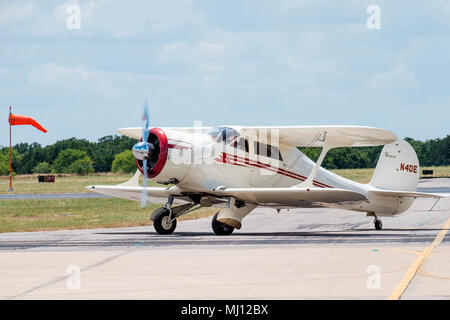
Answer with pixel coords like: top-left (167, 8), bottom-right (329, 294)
top-left (370, 139), bottom-right (419, 191)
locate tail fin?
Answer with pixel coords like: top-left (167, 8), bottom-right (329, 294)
top-left (370, 139), bottom-right (419, 192)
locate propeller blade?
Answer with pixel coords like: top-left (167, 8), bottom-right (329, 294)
top-left (140, 158), bottom-right (148, 208)
top-left (140, 100), bottom-right (150, 208)
top-left (142, 100), bottom-right (150, 143)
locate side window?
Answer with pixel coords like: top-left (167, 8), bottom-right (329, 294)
top-left (254, 141), bottom-right (270, 158)
top-left (216, 127), bottom-right (240, 143)
top-left (269, 145), bottom-right (283, 161)
top-left (254, 141), bottom-right (283, 161)
top-left (233, 138), bottom-right (249, 153)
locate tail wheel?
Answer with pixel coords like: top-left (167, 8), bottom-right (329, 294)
top-left (212, 212), bottom-right (234, 236)
top-left (153, 207), bottom-right (177, 235)
top-left (374, 219), bottom-right (383, 231)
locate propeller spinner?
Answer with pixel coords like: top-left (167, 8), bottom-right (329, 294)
top-left (132, 140), bottom-right (155, 161)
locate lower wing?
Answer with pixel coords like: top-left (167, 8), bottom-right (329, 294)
top-left (87, 184), bottom-right (367, 208)
top-left (212, 187), bottom-right (367, 207)
top-left (86, 185), bottom-right (187, 203)
top-left (87, 184), bottom-right (445, 209)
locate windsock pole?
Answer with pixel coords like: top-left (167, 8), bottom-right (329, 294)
top-left (9, 106), bottom-right (13, 192)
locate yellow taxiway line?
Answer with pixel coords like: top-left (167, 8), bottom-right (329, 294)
top-left (387, 217), bottom-right (450, 300)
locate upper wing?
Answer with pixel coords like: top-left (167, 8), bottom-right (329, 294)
top-left (117, 125), bottom-right (396, 148)
top-left (117, 127), bottom-right (141, 139)
top-left (237, 125), bottom-right (397, 148)
top-left (213, 187), bottom-right (367, 206)
top-left (117, 127), bottom-right (211, 140)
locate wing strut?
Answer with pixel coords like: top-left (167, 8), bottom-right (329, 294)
top-left (296, 131), bottom-right (332, 188)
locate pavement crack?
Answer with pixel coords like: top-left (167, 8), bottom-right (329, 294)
top-left (6, 249), bottom-right (133, 300)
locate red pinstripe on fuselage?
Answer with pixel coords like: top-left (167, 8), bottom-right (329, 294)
top-left (216, 152), bottom-right (332, 188)
top-left (166, 140), bottom-right (333, 189)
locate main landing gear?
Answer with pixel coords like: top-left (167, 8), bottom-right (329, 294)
top-left (150, 195), bottom-right (199, 235)
top-left (152, 207), bottom-right (177, 235)
top-left (211, 212), bottom-right (234, 235)
top-left (151, 196), bottom-right (252, 236)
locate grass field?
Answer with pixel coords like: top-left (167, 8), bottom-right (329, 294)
top-left (0, 198), bottom-right (218, 233)
top-left (1, 166), bottom-right (448, 233)
top-left (0, 172), bottom-right (163, 194)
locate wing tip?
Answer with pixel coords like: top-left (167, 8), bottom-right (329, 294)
top-left (116, 127), bottom-right (141, 139)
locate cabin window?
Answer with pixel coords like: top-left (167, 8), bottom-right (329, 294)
top-left (254, 141), bottom-right (283, 161)
top-left (232, 138), bottom-right (249, 153)
top-left (206, 127), bottom-right (240, 143)
top-left (206, 127), bottom-right (222, 140)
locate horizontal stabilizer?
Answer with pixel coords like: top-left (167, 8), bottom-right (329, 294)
top-left (369, 190), bottom-right (446, 199)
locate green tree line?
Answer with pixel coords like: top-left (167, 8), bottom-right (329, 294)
top-left (1, 135), bottom-right (136, 175)
top-left (299, 135), bottom-right (449, 169)
top-left (0, 134), bottom-right (448, 176)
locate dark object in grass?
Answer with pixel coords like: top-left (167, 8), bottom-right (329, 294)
top-left (38, 175), bottom-right (55, 183)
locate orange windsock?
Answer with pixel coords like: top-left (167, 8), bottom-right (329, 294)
top-left (8, 113), bottom-right (47, 133)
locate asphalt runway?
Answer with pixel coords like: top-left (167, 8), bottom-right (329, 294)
top-left (0, 193), bottom-right (111, 200)
top-left (0, 178), bottom-right (449, 299)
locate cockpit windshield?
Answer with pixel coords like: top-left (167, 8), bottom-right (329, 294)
top-left (205, 127), bottom-right (240, 144)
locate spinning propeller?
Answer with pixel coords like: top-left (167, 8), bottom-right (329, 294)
top-left (132, 101), bottom-right (153, 208)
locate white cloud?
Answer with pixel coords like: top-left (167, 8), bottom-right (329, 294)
top-left (1, 0), bottom-right (206, 38)
top-left (148, 0), bottom-right (206, 32)
top-left (158, 40), bottom-right (226, 64)
top-left (158, 41), bottom-right (190, 64)
top-left (366, 64), bottom-right (418, 89)
top-left (27, 62), bottom-right (124, 98)
top-left (1, 1), bottom-right (448, 146)
top-left (285, 57), bottom-right (336, 73)
top-left (25, 62), bottom-right (214, 99)
top-left (157, 30), bottom-right (235, 66)
top-left (28, 63), bottom-right (96, 85)
top-left (202, 74), bottom-right (219, 86)
top-left (199, 64), bottom-right (225, 73)
top-left (0, 2), bottom-right (34, 25)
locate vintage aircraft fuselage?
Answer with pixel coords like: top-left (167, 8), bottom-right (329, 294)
top-left (134, 126), bottom-right (415, 216)
top-left (90, 123), bottom-right (441, 235)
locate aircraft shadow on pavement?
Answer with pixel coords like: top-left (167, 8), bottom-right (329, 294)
top-left (90, 230), bottom-right (442, 246)
top-left (2, 228), bottom-right (446, 250)
top-left (97, 227), bottom-right (447, 239)
top-left (97, 228), bottom-right (442, 245)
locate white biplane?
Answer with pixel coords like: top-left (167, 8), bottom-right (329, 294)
top-left (88, 110), bottom-right (444, 235)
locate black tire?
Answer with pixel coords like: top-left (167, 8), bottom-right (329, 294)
top-left (211, 212), bottom-right (234, 236)
top-left (153, 207), bottom-right (177, 235)
top-left (374, 219), bottom-right (383, 231)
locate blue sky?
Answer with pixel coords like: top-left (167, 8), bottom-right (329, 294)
top-left (1, 0), bottom-right (449, 146)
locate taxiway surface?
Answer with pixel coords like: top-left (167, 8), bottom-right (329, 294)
top-left (1, 178), bottom-right (449, 299)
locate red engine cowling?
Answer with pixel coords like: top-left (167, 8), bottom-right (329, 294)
top-left (136, 128), bottom-right (169, 178)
